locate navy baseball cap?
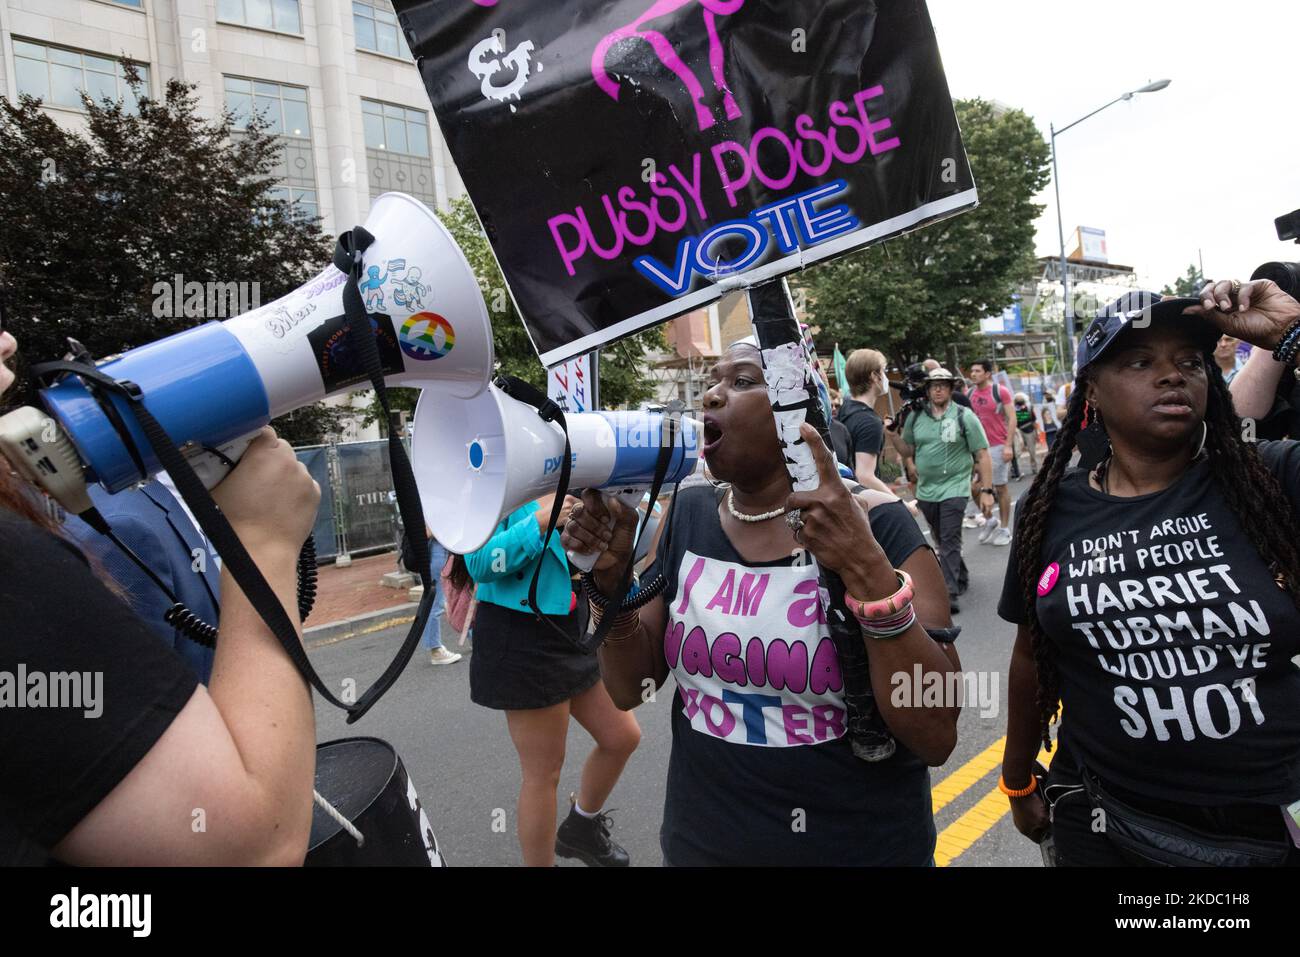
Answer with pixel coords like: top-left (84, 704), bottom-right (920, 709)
top-left (1076, 290), bottom-right (1219, 372)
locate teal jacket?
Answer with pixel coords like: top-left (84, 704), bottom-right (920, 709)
top-left (465, 501), bottom-right (575, 616)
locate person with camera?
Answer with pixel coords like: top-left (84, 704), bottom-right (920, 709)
top-left (563, 341), bottom-right (960, 866)
top-left (1, 322), bottom-right (320, 865)
top-left (1000, 283), bottom-right (1300, 866)
top-left (899, 368), bottom-right (995, 614)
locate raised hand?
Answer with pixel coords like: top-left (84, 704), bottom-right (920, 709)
top-left (560, 490), bottom-right (639, 594)
top-left (784, 422), bottom-right (884, 577)
top-left (1184, 279), bottom-right (1300, 352)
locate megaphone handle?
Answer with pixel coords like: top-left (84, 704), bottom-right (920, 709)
top-left (185, 434), bottom-right (256, 489)
top-left (565, 488), bottom-right (645, 572)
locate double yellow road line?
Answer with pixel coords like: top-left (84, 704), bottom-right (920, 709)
top-left (931, 735), bottom-right (1054, 866)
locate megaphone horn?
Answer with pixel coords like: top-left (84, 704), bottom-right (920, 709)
top-left (412, 382), bottom-right (701, 555)
top-left (33, 192), bottom-right (493, 493)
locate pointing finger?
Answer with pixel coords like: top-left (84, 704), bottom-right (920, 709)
top-left (799, 421), bottom-right (839, 485)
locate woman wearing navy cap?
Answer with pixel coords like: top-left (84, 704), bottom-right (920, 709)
top-left (1000, 280), bottom-right (1300, 865)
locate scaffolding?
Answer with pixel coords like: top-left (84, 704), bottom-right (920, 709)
top-left (965, 256), bottom-right (1140, 379)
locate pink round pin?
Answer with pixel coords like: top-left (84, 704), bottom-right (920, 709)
top-left (1037, 562), bottom-right (1060, 597)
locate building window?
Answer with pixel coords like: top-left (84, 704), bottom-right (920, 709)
top-left (217, 0), bottom-right (302, 35)
top-left (13, 40), bottom-right (150, 114)
top-left (225, 76), bottom-right (310, 138)
top-left (353, 0), bottom-right (409, 58)
top-left (109, 0), bottom-right (145, 8)
top-left (225, 76), bottom-right (319, 221)
top-left (362, 99), bottom-right (429, 158)
top-left (362, 99), bottom-right (438, 207)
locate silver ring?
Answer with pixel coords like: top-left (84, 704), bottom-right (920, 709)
top-left (785, 508), bottom-right (804, 534)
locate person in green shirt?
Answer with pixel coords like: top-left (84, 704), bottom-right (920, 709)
top-left (900, 368), bottom-right (995, 612)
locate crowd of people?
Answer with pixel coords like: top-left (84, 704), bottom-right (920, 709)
top-left (4, 276), bottom-right (1300, 867)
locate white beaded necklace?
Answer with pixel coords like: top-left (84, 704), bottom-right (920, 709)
top-left (726, 488), bottom-right (787, 523)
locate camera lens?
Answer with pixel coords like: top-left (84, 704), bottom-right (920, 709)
top-left (1251, 261), bottom-right (1300, 297)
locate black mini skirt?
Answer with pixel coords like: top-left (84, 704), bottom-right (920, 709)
top-left (468, 598), bottom-right (601, 711)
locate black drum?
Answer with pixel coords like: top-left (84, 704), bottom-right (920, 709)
top-left (306, 737), bottom-right (446, 867)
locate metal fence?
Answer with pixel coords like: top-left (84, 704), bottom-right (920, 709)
top-left (295, 439), bottom-right (406, 562)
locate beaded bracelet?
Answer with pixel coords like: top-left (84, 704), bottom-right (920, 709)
top-left (1273, 316), bottom-right (1300, 365)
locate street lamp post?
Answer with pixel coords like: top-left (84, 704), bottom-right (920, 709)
top-left (1050, 79), bottom-right (1171, 361)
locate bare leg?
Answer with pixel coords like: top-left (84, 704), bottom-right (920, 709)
top-left (997, 483), bottom-right (1012, 526)
top-left (505, 702), bottom-right (570, 866)
top-left (567, 679), bottom-right (642, 812)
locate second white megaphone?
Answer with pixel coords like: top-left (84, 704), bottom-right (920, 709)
top-left (412, 382), bottom-right (700, 555)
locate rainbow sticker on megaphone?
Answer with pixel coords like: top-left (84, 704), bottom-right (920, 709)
top-left (399, 312), bottom-right (455, 361)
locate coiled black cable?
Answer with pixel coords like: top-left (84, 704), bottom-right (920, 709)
top-left (580, 570), bottom-right (667, 613)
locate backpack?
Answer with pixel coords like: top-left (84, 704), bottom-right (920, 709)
top-left (440, 554), bottom-right (477, 636)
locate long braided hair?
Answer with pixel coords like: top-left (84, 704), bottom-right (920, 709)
top-left (1014, 361), bottom-right (1300, 750)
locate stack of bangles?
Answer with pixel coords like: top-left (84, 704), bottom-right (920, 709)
top-left (846, 569), bottom-right (916, 640)
top-left (587, 601), bottom-right (639, 644)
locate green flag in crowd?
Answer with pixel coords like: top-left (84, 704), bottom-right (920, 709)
top-left (833, 344), bottom-right (849, 395)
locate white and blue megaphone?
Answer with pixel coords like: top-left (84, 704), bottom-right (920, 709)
top-left (3, 193), bottom-right (492, 506)
top-left (411, 381), bottom-right (701, 556)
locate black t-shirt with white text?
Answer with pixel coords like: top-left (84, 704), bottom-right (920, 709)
top-left (998, 444), bottom-right (1300, 805)
top-left (654, 485), bottom-right (938, 865)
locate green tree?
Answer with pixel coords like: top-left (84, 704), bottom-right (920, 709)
top-left (1161, 263), bottom-right (1205, 298)
top-left (0, 65), bottom-right (342, 442)
top-left (793, 98), bottom-right (1051, 370)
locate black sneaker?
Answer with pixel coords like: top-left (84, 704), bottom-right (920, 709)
top-left (949, 598), bottom-right (961, 615)
top-left (555, 797), bottom-right (630, 867)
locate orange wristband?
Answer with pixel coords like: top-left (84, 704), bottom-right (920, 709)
top-left (998, 773), bottom-right (1037, 798)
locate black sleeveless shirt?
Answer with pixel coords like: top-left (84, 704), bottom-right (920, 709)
top-left (652, 485), bottom-right (941, 866)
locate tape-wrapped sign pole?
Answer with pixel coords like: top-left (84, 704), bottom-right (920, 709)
top-left (747, 278), bottom-right (895, 762)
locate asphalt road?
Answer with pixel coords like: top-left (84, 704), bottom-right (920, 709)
top-left (309, 470), bottom-right (1044, 867)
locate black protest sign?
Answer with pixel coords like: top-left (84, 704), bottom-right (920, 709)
top-left (395, 0), bottom-right (977, 367)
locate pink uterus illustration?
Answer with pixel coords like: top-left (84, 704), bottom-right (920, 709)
top-left (592, 0), bottom-right (745, 131)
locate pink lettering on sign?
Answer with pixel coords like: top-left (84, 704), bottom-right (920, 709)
top-left (545, 85), bottom-right (900, 274)
top-left (591, 1), bottom-right (746, 134)
top-left (1037, 562), bottom-right (1060, 597)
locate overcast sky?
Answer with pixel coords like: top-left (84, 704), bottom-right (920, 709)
top-left (927, 0), bottom-right (1300, 290)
